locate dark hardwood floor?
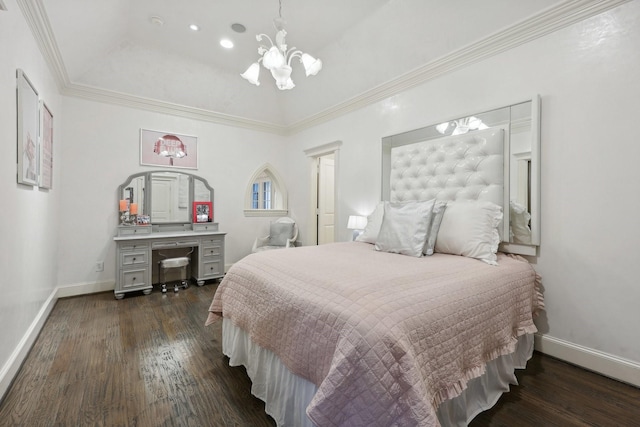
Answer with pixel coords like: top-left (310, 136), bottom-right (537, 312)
top-left (1, 283), bottom-right (639, 427)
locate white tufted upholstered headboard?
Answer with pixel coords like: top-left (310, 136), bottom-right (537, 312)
top-left (389, 128), bottom-right (504, 207)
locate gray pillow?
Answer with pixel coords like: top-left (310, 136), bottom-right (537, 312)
top-left (269, 222), bottom-right (294, 246)
top-left (423, 201), bottom-right (447, 256)
top-left (374, 200), bottom-right (435, 257)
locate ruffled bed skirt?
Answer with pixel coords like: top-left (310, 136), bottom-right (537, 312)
top-left (222, 318), bottom-right (534, 427)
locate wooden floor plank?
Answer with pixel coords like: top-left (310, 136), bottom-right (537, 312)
top-left (1, 283), bottom-right (638, 426)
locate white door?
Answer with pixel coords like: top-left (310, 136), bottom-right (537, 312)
top-left (151, 178), bottom-right (173, 221)
top-left (317, 154), bottom-right (335, 244)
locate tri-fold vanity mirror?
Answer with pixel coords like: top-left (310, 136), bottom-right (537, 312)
top-left (118, 170), bottom-right (215, 230)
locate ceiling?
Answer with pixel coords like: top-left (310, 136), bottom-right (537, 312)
top-left (29, 0), bottom-right (594, 131)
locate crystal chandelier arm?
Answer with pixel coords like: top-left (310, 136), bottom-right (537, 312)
top-left (286, 50), bottom-right (302, 67)
top-left (256, 34), bottom-right (275, 47)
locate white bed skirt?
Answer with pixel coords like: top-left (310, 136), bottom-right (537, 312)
top-left (222, 318), bottom-right (534, 427)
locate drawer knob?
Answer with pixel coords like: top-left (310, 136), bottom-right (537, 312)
top-left (133, 257), bottom-right (136, 261)
top-left (132, 277), bottom-right (136, 281)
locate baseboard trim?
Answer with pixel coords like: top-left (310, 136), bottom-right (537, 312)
top-left (0, 288), bottom-right (57, 402)
top-left (56, 280), bottom-right (115, 298)
top-left (535, 333), bottom-right (640, 387)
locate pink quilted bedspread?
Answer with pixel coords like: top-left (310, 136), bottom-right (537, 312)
top-left (206, 242), bottom-right (543, 427)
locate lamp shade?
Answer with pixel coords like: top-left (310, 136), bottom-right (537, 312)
top-left (301, 53), bottom-right (322, 76)
top-left (347, 215), bottom-right (367, 230)
top-left (263, 46), bottom-right (285, 70)
top-left (241, 63), bottom-right (261, 86)
top-left (271, 65), bottom-right (294, 90)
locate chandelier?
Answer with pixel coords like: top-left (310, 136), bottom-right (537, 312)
top-left (436, 116), bottom-right (488, 136)
top-left (241, 0), bottom-right (322, 90)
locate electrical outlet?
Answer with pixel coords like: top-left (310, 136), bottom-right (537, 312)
top-left (95, 261), bottom-right (104, 272)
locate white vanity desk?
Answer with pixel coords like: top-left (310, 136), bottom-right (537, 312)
top-left (114, 227), bottom-right (225, 299)
top-left (115, 170), bottom-right (224, 299)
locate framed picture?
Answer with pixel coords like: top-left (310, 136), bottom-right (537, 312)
top-left (40, 102), bottom-right (53, 189)
top-left (16, 69), bottom-right (39, 186)
top-left (193, 201), bottom-right (213, 223)
top-left (140, 128), bottom-right (197, 169)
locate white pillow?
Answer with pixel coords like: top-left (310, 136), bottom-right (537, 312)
top-left (435, 200), bottom-right (502, 265)
top-left (375, 199), bottom-right (435, 257)
top-left (356, 202), bottom-right (385, 244)
top-left (423, 201), bottom-right (447, 256)
top-left (510, 200), bottom-right (532, 244)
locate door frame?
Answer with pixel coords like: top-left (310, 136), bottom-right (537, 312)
top-left (304, 141), bottom-right (342, 246)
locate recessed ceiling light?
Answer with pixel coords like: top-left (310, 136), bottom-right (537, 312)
top-left (220, 39), bottom-right (234, 49)
top-left (231, 23), bottom-right (246, 33)
top-left (189, 24), bottom-right (200, 31)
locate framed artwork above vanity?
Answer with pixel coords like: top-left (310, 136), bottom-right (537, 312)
top-left (140, 129), bottom-right (198, 169)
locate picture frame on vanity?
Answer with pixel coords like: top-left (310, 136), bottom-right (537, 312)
top-left (16, 69), bottom-right (39, 186)
top-left (140, 129), bottom-right (198, 170)
top-left (193, 201), bottom-right (213, 223)
top-left (39, 101), bottom-right (53, 189)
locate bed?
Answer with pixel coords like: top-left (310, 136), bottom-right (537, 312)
top-left (206, 128), bottom-right (544, 426)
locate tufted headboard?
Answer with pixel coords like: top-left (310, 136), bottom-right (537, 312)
top-left (389, 128), bottom-right (505, 207)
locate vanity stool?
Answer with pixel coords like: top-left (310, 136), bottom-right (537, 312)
top-left (158, 248), bottom-right (194, 294)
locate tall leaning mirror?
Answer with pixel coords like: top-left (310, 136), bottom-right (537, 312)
top-left (382, 96), bottom-right (540, 256)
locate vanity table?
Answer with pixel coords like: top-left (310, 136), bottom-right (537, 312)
top-left (114, 171), bottom-right (225, 299)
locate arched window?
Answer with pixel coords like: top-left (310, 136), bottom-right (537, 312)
top-left (244, 164), bottom-right (288, 217)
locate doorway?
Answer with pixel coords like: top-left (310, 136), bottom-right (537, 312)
top-left (316, 154), bottom-right (335, 244)
top-left (305, 141), bottom-right (341, 246)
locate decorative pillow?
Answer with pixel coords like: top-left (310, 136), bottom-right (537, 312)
top-left (375, 199), bottom-right (435, 257)
top-left (434, 200), bottom-right (502, 265)
top-left (423, 201), bottom-right (447, 256)
top-left (510, 200), bottom-right (532, 244)
top-left (356, 202), bottom-right (386, 244)
top-left (269, 222), bottom-right (294, 246)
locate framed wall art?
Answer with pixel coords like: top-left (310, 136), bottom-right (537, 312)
top-left (16, 69), bottom-right (39, 186)
top-left (193, 201), bottom-right (213, 223)
top-left (140, 129), bottom-right (198, 169)
top-left (40, 102), bottom-right (53, 189)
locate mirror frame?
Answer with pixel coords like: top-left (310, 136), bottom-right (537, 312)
top-left (118, 170), bottom-right (214, 229)
top-left (381, 96), bottom-right (540, 256)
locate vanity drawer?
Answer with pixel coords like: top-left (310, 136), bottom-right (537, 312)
top-left (152, 240), bottom-right (198, 250)
top-left (192, 223), bottom-right (219, 232)
top-left (121, 250), bottom-right (148, 266)
top-left (121, 268), bottom-right (149, 289)
top-left (117, 226), bottom-right (152, 236)
top-left (119, 242), bottom-right (150, 252)
top-left (201, 244), bottom-right (222, 259)
top-left (201, 259), bottom-right (223, 278)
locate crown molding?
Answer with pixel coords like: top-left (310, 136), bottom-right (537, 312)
top-left (18, 0), bottom-right (630, 136)
top-left (62, 83), bottom-right (288, 134)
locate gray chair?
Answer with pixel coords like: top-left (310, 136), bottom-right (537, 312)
top-left (252, 217), bottom-right (298, 253)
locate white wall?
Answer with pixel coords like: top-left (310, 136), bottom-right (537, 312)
top-left (287, 2), bottom-right (640, 376)
top-left (56, 97), bottom-right (289, 289)
top-left (0, 0), bottom-right (62, 394)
